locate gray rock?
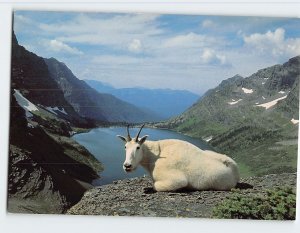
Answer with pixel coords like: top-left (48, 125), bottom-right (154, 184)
top-left (67, 173), bottom-right (296, 218)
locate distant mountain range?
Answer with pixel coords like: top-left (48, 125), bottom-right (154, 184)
top-left (156, 56), bottom-right (299, 177)
top-left (84, 80), bottom-right (200, 120)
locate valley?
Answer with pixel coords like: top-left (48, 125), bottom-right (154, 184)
top-left (85, 79), bottom-right (200, 120)
top-left (155, 56), bottom-right (299, 177)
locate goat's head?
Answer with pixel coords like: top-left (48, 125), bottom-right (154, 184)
top-left (117, 124), bottom-right (148, 173)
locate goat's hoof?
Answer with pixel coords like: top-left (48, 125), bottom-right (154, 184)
top-left (143, 187), bottom-right (156, 194)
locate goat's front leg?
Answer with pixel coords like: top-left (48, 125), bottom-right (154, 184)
top-left (153, 173), bottom-right (188, 192)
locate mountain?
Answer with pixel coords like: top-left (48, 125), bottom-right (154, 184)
top-left (11, 32), bottom-right (91, 127)
top-left (45, 58), bottom-right (160, 123)
top-left (157, 56), bottom-right (299, 177)
top-left (85, 79), bottom-right (200, 119)
top-left (8, 32), bottom-right (102, 214)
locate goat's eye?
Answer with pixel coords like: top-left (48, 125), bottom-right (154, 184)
top-left (137, 146), bottom-right (140, 149)
top-left (124, 146), bottom-right (126, 149)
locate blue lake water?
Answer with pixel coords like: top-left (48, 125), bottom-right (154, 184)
top-left (72, 127), bottom-right (212, 186)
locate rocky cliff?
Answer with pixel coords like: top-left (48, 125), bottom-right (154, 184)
top-left (8, 93), bottom-right (102, 214)
top-left (8, 32), bottom-right (102, 214)
top-left (67, 173), bottom-right (296, 218)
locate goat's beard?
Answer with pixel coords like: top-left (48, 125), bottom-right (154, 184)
top-left (123, 165), bottom-right (137, 173)
top-left (124, 168), bottom-right (133, 173)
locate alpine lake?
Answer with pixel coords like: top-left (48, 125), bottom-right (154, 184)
top-left (72, 127), bottom-right (212, 186)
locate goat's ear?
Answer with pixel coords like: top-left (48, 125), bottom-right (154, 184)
top-left (116, 135), bottom-right (127, 142)
top-left (139, 135), bottom-right (148, 145)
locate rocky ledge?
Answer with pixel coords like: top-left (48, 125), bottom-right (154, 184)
top-left (67, 173), bottom-right (296, 218)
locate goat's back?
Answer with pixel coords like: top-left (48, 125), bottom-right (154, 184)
top-left (147, 139), bottom-right (240, 190)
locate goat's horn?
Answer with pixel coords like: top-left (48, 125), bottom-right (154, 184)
top-left (135, 124), bottom-right (145, 142)
top-left (126, 124), bottom-right (131, 141)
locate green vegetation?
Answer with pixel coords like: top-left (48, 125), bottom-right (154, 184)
top-left (71, 127), bottom-right (92, 134)
top-left (176, 117), bottom-right (228, 138)
top-left (173, 106), bottom-right (298, 177)
top-left (208, 119), bottom-right (298, 177)
top-left (212, 187), bottom-right (296, 220)
top-left (236, 162), bottom-right (253, 178)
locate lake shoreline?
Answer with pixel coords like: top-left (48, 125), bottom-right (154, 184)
top-left (71, 123), bottom-right (200, 141)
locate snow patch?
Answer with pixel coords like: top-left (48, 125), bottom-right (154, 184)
top-left (25, 112), bottom-right (33, 118)
top-left (291, 118), bottom-right (299, 124)
top-left (69, 131), bottom-right (77, 136)
top-left (242, 87), bottom-right (253, 94)
top-left (278, 91), bottom-right (285, 94)
top-left (228, 99), bottom-right (242, 105)
top-left (46, 106), bottom-right (68, 115)
top-left (203, 136), bottom-right (213, 142)
top-left (46, 107), bottom-right (57, 115)
top-left (256, 95), bottom-right (287, 110)
top-left (262, 82), bottom-right (265, 85)
top-left (262, 96), bottom-right (266, 100)
top-left (27, 123), bottom-right (34, 128)
top-left (13, 89), bottom-right (39, 117)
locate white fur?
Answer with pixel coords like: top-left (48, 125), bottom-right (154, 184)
top-left (120, 137), bottom-right (240, 192)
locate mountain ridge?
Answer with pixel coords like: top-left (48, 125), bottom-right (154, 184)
top-left (11, 32), bottom-right (91, 127)
top-left (45, 58), bottom-right (161, 123)
top-left (84, 79), bottom-right (200, 119)
top-left (155, 56), bottom-right (299, 177)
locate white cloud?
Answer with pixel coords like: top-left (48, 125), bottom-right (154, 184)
top-left (14, 13), bottom-right (37, 36)
top-left (46, 39), bottom-right (83, 55)
top-left (15, 14), bottom-right (32, 24)
top-left (163, 32), bottom-right (212, 48)
top-left (14, 12), bottom-right (300, 94)
top-left (40, 14), bottom-right (162, 52)
top-left (200, 49), bottom-right (229, 66)
top-left (40, 14), bottom-right (161, 35)
top-left (128, 39), bottom-right (142, 53)
top-left (92, 55), bottom-right (142, 65)
top-left (244, 28), bottom-right (284, 46)
top-left (243, 28), bottom-right (300, 57)
top-left (201, 20), bottom-right (216, 28)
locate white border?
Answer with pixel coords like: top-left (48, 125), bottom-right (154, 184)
top-left (0, 1), bottom-right (300, 233)
top-left (8, 1), bottom-right (300, 17)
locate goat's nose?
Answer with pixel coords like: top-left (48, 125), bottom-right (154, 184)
top-left (124, 163), bottom-right (132, 168)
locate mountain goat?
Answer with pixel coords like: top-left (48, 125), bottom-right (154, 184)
top-left (117, 125), bottom-right (240, 192)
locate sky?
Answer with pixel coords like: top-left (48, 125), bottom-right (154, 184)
top-left (14, 11), bottom-right (300, 94)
